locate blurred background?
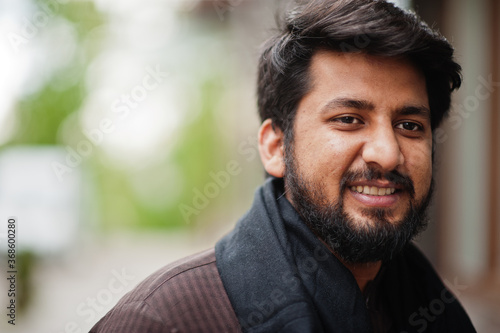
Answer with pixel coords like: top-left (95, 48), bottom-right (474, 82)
top-left (0, 0), bottom-right (498, 332)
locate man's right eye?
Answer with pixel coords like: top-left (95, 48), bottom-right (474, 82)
top-left (334, 116), bottom-right (360, 124)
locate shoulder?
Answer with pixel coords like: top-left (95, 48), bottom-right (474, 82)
top-left (90, 248), bottom-right (241, 333)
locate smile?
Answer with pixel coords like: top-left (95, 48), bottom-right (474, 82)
top-left (350, 186), bottom-right (396, 196)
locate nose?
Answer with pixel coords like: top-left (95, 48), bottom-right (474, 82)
top-left (361, 125), bottom-right (404, 171)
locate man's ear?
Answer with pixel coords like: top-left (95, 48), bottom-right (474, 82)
top-left (258, 119), bottom-right (285, 178)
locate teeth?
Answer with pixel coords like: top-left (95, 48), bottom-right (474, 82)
top-left (363, 186), bottom-right (370, 194)
top-left (350, 186), bottom-right (396, 196)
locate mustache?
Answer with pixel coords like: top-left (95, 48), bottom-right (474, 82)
top-left (340, 168), bottom-right (415, 198)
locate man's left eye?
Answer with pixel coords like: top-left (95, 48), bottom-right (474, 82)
top-left (396, 122), bottom-right (422, 131)
top-left (335, 116), bottom-right (360, 124)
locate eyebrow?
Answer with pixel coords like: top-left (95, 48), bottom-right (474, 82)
top-left (320, 97), bottom-right (431, 118)
top-left (398, 105), bottom-right (431, 118)
top-left (321, 98), bottom-right (375, 114)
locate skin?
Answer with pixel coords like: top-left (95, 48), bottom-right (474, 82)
top-left (258, 50), bottom-right (432, 291)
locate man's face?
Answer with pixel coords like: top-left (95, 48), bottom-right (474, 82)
top-left (284, 50), bottom-right (433, 263)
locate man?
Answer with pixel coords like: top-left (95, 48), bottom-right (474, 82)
top-left (91, 0), bottom-right (476, 332)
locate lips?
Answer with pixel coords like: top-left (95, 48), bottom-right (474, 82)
top-left (346, 182), bottom-right (401, 207)
top-left (341, 169), bottom-right (414, 208)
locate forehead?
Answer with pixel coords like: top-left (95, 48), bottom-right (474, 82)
top-left (304, 50), bottom-right (429, 111)
top-left (309, 50), bottom-right (423, 80)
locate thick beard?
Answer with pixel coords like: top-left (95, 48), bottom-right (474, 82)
top-left (283, 145), bottom-right (433, 264)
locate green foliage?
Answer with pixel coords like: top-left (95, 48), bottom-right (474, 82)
top-left (166, 79), bottom-right (229, 227)
top-left (94, 78), bottom-right (229, 230)
top-left (9, 0), bottom-right (234, 231)
top-left (11, 83), bottom-right (85, 145)
top-left (10, 0), bottom-right (104, 146)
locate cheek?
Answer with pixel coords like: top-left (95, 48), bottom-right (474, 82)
top-left (324, 137), bottom-right (364, 175)
top-left (292, 113), bottom-right (364, 183)
top-left (298, 135), bottom-right (362, 194)
top-left (404, 144), bottom-right (433, 192)
top-left (301, 134), bottom-right (357, 166)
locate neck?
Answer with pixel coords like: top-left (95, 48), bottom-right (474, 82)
top-left (319, 238), bottom-right (382, 292)
top-left (340, 260), bottom-right (382, 293)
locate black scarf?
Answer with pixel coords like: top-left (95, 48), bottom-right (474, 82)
top-left (215, 178), bottom-right (476, 333)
